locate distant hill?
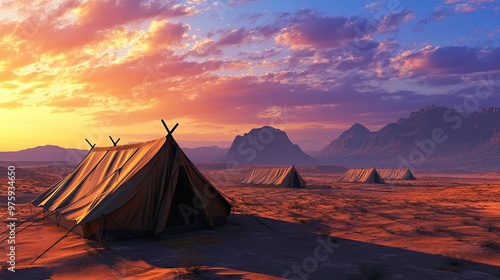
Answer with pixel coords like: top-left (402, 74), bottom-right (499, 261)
top-left (319, 123), bottom-right (372, 157)
top-left (0, 145), bottom-right (88, 163)
top-left (217, 126), bottom-right (316, 165)
top-left (318, 105), bottom-right (500, 169)
top-left (0, 144), bottom-right (229, 165)
top-left (183, 146), bottom-right (228, 163)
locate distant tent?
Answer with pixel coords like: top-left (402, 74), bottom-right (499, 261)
top-left (33, 136), bottom-right (231, 239)
top-left (378, 168), bottom-right (416, 180)
top-left (338, 168), bottom-right (385, 184)
top-left (240, 166), bottom-right (306, 188)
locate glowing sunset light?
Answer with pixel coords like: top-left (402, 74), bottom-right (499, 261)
top-left (0, 0), bottom-right (499, 151)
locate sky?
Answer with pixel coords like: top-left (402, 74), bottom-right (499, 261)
top-left (1, 0), bottom-right (499, 152)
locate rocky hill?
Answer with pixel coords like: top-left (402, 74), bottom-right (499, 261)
top-left (217, 126), bottom-right (316, 165)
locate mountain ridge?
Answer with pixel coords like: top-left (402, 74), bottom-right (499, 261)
top-left (0, 144), bottom-right (229, 164)
top-left (3, 105), bottom-right (499, 169)
top-left (0, 145), bottom-right (88, 163)
top-left (318, 105), bottom-right (500, 169)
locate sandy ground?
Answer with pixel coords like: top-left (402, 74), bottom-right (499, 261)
top-left (0, 164), bottom-right (499, 279)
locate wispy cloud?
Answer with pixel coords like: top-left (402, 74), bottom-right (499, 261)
top-left (0, 0), bottom-right (498, 150)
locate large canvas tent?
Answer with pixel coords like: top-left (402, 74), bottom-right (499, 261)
top-left (378, 168), bottom-right (416, 180)
top-left (240, 166), bottom-right (306, 188)
top-left (338, 168), bottom-right (385, 184)
top-left (33, 135), bottom-right (231, 239)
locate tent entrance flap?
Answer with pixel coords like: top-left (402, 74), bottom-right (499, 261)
top-left (166, 167), bottom-right (202, 228)
top-left (292, 172), bottom-right (301, 188)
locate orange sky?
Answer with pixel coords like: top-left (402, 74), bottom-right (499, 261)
top-left (1, 0), bottom-right (499, 152)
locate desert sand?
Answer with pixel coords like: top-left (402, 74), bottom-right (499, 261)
top-left (0, 164), bottom-right (499, 279)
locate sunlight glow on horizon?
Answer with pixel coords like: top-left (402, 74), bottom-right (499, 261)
top-left (1, 0), bottom-right (499, 151)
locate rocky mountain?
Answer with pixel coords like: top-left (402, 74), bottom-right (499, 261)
top-left (217, 126), bottom-right (316, 165)
top-left (5, 106), bottom-right (499, 169)
top-left (319, 123), bottom-right (372, 157)
top-left (318, 105), bottom-right (500, 169)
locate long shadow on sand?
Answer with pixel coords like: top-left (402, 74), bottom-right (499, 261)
top-left (163, 215), bottom-right (499, 280)
top-left (1, 214), bottom-right (499, 280)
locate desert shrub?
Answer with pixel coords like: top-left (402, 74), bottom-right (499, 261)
top-left (481, 240), bottom-right (500, 250)
top-left (438, 256), bottom-right (463, 272)
top-left (462, 219), bottom-right (476, 226)
top-left (289, 201), bottom-right (302, 209)
top-left (433, 225), bottom-right (446, 233)
top-left (358, 207), bottom-right (368, 213)
top-left (296, 217), bottom-right (321, 224)
top-left (94, 230), bottom-right (113, 250)
top-left (241, 198), bottom-right (263, 207)
top-left (318, 227), bottom-right (331, 237)
top-left (176, 249), bottom-right (204, 276)
top-left (484, 222), bottom-right (496, 232)
top-left (385, 228), bottom-right (395, 235)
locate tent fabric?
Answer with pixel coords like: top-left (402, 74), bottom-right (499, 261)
top-left (239, 166), bottom-right (306, 188)
top-left (378, 168), bottom-right (416, 180)
top-left (338, 168), bottom-right (385, 184)
top-left (33, 136), bottom-right (231, 239)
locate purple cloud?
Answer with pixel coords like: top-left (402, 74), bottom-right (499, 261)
top-left (393, 46), bottom-right (500, 77)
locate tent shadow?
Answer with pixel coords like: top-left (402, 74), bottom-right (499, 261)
top-left (77, 214), bottom-right (500, 280)
top-left (0, 267), bottom-right (52, 280)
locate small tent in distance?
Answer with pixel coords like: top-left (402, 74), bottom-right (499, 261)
top-left (378, 168), bottom-right (416, 180)
top-left (240, 165), bottom-right (306, 188)
top-left (33, 128), bottom-right (231, 240)
top-left (338, 168), bottom-right (385, 184)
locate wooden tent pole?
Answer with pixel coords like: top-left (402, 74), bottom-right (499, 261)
top-left (85, 139), bottom-right (96, 150)
top-left (161, 119), bottom-right (179, 136)
top-left (161, 119), bottom-right (170, 134)
top-left (170, 123), bottom-right (179, 134)
top-left (109, 136), bottom-right (120, 146)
